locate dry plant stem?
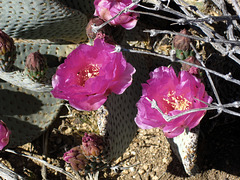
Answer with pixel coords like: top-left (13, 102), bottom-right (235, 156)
top-left (129, 9), bottom-right (179, 22)
top-left (189, 43), bottom-right (222, 107)
top-left (131, 9), bottom-right (239, 24)
top-left (178, 0), bottom-right (206, 17)
top-left (139, 1), bottom-right (188, 18)
top-left (143, 29), bottom-right (240, 45)
top-left (0, 162), bottom-right (24, 180)
top-left (146, 97), bottom-right (240, 123)
top-left (137, 2), bottom-right (162, 11)
top-left (174, 0), bottom-right (240, 64)
top-left (118, 46), bottom-right (240, 86)
top-left (232, 0), bottom-right (240, 17)
top-left (91, 0), bottom-right (140, 33)
top-left (41, 130), bottom-right (49, 180)
top-left (4, 149), bottom-right (78, 180)
top-left (216, 0), bottom-right (236, 41)
top-left (86, 172), bottom-right (99, 180)
top-left (110, 162), bottom-right (141, 172)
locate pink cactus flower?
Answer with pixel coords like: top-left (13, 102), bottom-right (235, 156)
top-left (0, 120), bottom-right (10, 150)
top-left (94, 0), bottom-right (139, 30)
top-left (51, 39), bottom-right (135, 111)
top-left (135, 66), bottom-right (213, 138)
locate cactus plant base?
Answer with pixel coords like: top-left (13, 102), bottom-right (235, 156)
top-left (167, 126), bottom-right (200, 176)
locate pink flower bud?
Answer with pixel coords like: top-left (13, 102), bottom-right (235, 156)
top-left (81, 133), bottom-right (104, 157)
top-left (173, 29), bottom-right (191, 51)
top-left (181, 56), bottom-right (201, 75)
top-left (86, 17), bottom-right (115, 44)
top-left (0, 30), bottom-right (15, 55)
top-left (0, 120), bottom-right (10, 150)
top-left (0, 29), bottom-right (16, 71)
top-left (25, 52), bottom-right (47, 81)
top-left (63, 146), bottom-right (88, 171)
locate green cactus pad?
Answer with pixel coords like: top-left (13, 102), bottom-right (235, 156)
top-left (102, 24), bottom-right (150, 162)
top-left (58, 0), bottom-right (95, 18)
top-left (0, 0), bottom-right (88, 43)
top-left (0, 40), bottom-right (78, 92)
top-left (0, 81), bottom-right (63, 148)
top-left (0, 39), bottom-right (80, 147)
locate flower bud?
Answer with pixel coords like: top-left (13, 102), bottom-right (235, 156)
top-left (172, 29), bottom-right (195, 60)
top-left (63, 146), bottom-right (88, 171)
top-left (181, 56), bottom-right (201, 75)
top-left (81, 133), bottom-right (104, 157)
top-left (86, 17), bottom-right (115, 45)
top-left (0, 120), bottom-right (11, 150)
top-left (173, 29), bottom-right (191, 51)
top-left (25, 52), bottom-right (47, 82)
top-left (0, 29), bottom-right (16, 71)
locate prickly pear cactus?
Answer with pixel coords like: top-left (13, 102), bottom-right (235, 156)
top-left (0, 0), bottom-right (90, 147)
top-left (0, 0), bottom-right (88, 43)
top-left (0, 40), bottom-right (79, 147)
top-left (0, 0), bottom-right (204, 177)
top-left (102, 22), bottom-right (158, 162)
top-left (167, 126), bottom-right (200, 176)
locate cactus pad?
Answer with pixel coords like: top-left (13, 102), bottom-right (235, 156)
top-left (0, 39), bottom-right (80, 147)
top-left (0, 0), bottom-right (88, 43)
top-left (0, 80), bottom-right (63, 147)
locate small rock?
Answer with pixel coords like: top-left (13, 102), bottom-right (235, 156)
top-left (138, 169), bottom-right (145, 175)
top-left (152, 176), bottom-right (159, 180)
top-left (143, 164), bottom-right (148, 170)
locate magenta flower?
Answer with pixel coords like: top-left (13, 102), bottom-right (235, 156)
top-left (51, 39), bottom-right (135, 111)
top-left (135, 66), bottom-right (213, 138)
top-left (94, 0), bottom-right (139, 30)
top-left (0, 120), bottom-right (10, 150)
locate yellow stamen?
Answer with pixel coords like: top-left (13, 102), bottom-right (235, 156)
top-left (163, 91), bottom-right (192, 114)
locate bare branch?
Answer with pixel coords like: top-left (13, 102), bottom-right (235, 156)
top-left (5, 149), bottom-right (78, 180)
top-left (117, 45), bottom-right (240, 86)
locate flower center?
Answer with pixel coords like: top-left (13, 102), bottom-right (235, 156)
top-left (162, 91), bottom-right (192, 114)
top-left (77, 64), bottom-right (100, 86)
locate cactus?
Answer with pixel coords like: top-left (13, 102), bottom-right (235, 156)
top-left (0, 39), bottom-right (67, 147)
top-left (0, 0), bottom-right (88, 43)
top-left (1, 0), bottom-right (233, 178)
top-left (0, 0), bottom-right (87, 147)
top-left (64, 133), bottom-right (107, 174)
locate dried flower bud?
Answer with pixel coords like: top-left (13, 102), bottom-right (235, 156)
top-left (173, 29), bottom-right (191, 51)
top-left (63, 146), bottom-right (88, 171)
top-left (0, 120), bottom-right (11, 150)
top-left (25, 52), bottom-right (47, 81)
top-left (81, 133), bottom-right (104, 157)
top-left (86, 17), bottom-right (115, 44)
top-left (0, 30), bottom-right (15, 55)
top-left (181, 56), bottom-right (201, 75)
top-left (0, 29), bottom-right (16, 71)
